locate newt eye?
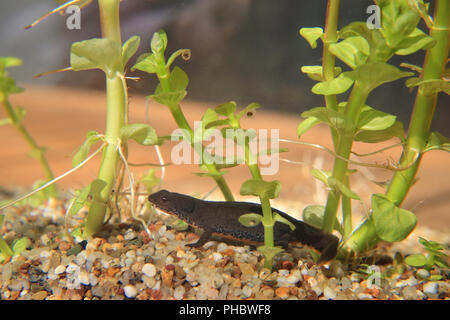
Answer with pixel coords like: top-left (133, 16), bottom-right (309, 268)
top-left (161, 196), bottom-right (168, 203)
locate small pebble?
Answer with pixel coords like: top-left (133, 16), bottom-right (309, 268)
top-left (174, 286), bottom-right (185, 300)
top-left (124, 285), bottom-right (137, 298)
top-left (54, 265), bottom-right (66, 275)
top-left (402, 286), bottom-right (418, 300)
top-left (323, 286), bottom-right (337, 300)
top-left (416, 269), bottom-right (430, 279)
top-left (142, 263), bottom-right (157, 278)
top-left (31, 291), bottom-right (48, 300)
top-left (423, 282), bottom-right (439, 295)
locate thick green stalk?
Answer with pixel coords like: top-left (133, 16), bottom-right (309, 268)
top-left (386, 0), bottom-right (449, 205)
top-left (322, 84), bottom-right (369, 233)
top-left (344, 0), bottom-right (449, 254)
top-left (84, 0), bottom-right (126, 237)
top-left (321, 0), bottom-right (354, 237)
top-left (1, 98), bottom-right (57, 198)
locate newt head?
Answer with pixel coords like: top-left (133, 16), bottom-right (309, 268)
top-left (148, 189), bottom-right (195, 219)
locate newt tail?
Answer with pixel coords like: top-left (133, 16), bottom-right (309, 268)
top-left (148, 190), bottom-right (339, 262)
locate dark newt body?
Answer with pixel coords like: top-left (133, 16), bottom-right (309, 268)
top-left (148, 190), bottom-right (339, 262)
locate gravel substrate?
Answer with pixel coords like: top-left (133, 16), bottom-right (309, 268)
top-left (0, 199), bottom-right (448, 300)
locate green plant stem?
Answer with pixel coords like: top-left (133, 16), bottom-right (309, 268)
top-left (321, 0), bottom-right (354, 238)
top-left (85, 0), bottom-right (126, 237)
top-left (157, 70), bottom-right (235, 202)
top-left (386, 0), bottom-right (449, 206)
top-left (0, 98), bottom-right (57, 198)
top-left (343, 0), bottom-right (449, 255)
top-left (322, 0), bottom-right (340, 117)
top-left (322, 84), bottom-right (369, 233)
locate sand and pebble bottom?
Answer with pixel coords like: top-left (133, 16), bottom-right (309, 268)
top-left (0, 201), bottom-right (449, 300)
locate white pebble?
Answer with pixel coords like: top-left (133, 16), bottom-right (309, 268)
top-left (357, 293), bottom-right (373, 300)
top-left (323, 286), bottom-right (337, 300)
top-left (174, 286), bottom-right (185, 300)
top-left (423, 282), bottom-right (439, 295)
top-left (124, 229), bottom-right (137, 241)
top-left (79, 271), bottom-right (90, 286)
top-left (54, 265), bottom-right (66, 275)
top-left (416, 269), bottom-right (430, 279)
top-left (124, 285), bottom-right (137, 298)
top-left (89, 273), bottom-right (98, 286)
top-left (211, 252), bottom-right (223, 262)
top-left (142, 263), bottom-right (157, 277)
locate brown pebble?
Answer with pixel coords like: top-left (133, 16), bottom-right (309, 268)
top-left (116, 234), bottom-right (124, 242)
top-left (175, 233), bottom-right (186, 241)
top-left (281, 260), bottom-right (294, 270)
top-left (10, 291), bottom-right (20, 300)
top-left (275, 287), bottom-right (290, 299)
top-left (58, 241), bottom-right (72, 252)
top-left (31, 291), bottom-right (48, 300)
top-left (165, 264), bottom-right (175, 271)
top-left (141, 231), bottom-right (151, 244)
top-left (107, 267), bottom-right (121, 277)
top-left (162, 268), bottom-right (174, 287)
top-left (19, 262), bottom-right (30, 274)
top-left (149, 289), bottom-right (162, 300)
top-left (221, 249), bottom-right (235, 257)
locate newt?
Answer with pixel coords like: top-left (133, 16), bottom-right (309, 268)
top-left (148, 190), bottom-right (339, 262)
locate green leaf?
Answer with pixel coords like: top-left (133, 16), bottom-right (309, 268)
top-left (424, 132), bottom-right (450, 153)
top-left (379, 0), bottom-right (421, 49)
top-left (312, 72), bottom-right (354, 95)
top-left (406, 78), bottom-right (450, 96)
top-left (132, 53), bottom-right (159, 74)
top-left (0, 118), bottom-right (11, 126)
top-left (240, 179), bottom-right (281, 199)
top-left (11, 237), bottom-right (28, 255)
top-left (150, 90), bottom-right (187, 108)
top-left (328, 177), bottom-right (360, 200)
top-left (301, 65), bottom-right (342, 82)
top-left (371, 194), bottom-right (417, 242)
top-left (302, 205), bottom-right (325, 230)
top-left (238, 213), bottom-right (263, 227)
top-left (310, 168), bottom-right (331, 187)
top-left (405, 254), bottom-right (428, 267)
top-left (72, 131), bottom-right (102, 167)
top-left (169, 66), bottom-right (189, 91)
top-left (355, 120), bottom-right (405, 143)
top-left (215, 101), bottom-right (237, 117)
top-left (356, 105), bottom-right (397, 131)
top-left (345, 62), bottom-right (413, 93)
top-left (139, 169), bottom-right (161, 194)
top-left (301, 107), bottom-right (350, 131)
top-left (0, 56), bottom-right (22, 69)
top-left (299, 27), bottom-right (323, 49)
top-left (122, 35), bottom-right (141, 66)
top-left (273, 213), bottom-right (296, 231)
top-left (151, 30), bottom-right (168, 54)
top-left (0, 76), bottom-right (24, 96)
top-left (328, 36), bottom-right (369, 69)
top-left (70, 38), bottom-right (123, 78)
top-left (395, 28), bottom-right (436, 55)
top-left (67, 184), bottom-right (92, 217)
top-left (257, 245), bottom-right (284, 261)
top-left (120, 123), bottom-right (158, 146)
top-left (297, 117), bottom-right (321, 138)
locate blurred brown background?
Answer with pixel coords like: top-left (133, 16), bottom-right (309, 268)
top-left (0, 1), bottom-right (449, 234)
